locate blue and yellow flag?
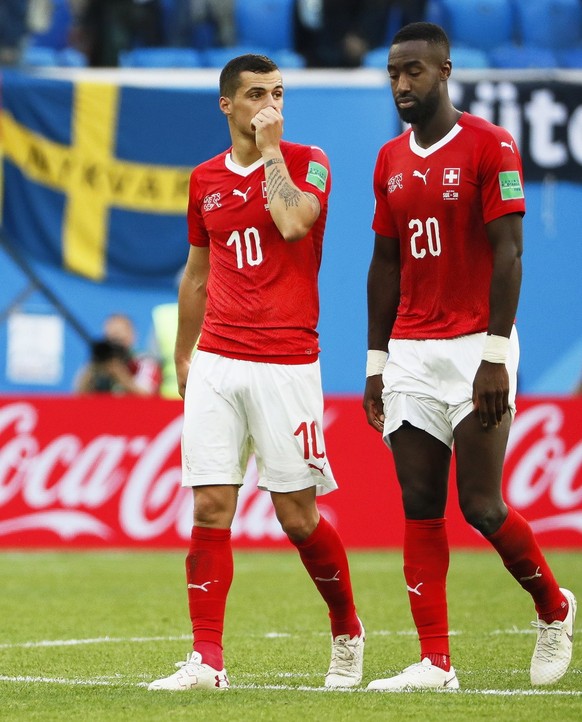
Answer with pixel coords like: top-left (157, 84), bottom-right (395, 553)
top-left (1, 71), bottom-right (229, 285)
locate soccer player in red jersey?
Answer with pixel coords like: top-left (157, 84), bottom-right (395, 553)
top-left (363, 23), bottom-right (576, 691)
top-left (148, 54), bottom-right (364, 692)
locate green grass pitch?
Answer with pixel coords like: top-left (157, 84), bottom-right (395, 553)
top-left (1, 549), bottom-right (580, 721)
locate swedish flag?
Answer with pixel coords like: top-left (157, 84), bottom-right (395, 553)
top-left (1, 70), bottom-right (230, 286)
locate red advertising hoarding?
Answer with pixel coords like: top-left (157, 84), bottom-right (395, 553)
top-left (0, 396), bottom-right (580, 549)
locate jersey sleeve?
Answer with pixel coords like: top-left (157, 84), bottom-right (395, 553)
top-left (478, 127), bottom-right (526, 224)
top-left (187, 169), bottom-right (210, 247)
top-left (288, 145), bottom-right (331, 208)
top-left (371, 145), bottom-right (398, 238)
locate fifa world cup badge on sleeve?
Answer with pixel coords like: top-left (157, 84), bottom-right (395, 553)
top-left (498, 171), bottom-right (524, 200)
top-left (306, 161), bottom-right (328, 192)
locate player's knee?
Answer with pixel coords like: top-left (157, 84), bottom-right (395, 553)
top-left (460, 497), bottom-right (505, 536)
top-left (192, 488), bottom-right (236, 527)
top-left (278, 513), bottom-right (318, 543)
top-left (401, 485), bottom-right (445, 518)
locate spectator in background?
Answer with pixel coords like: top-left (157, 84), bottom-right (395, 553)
top-left (75, 313), bottom-right (161, 395)
top-left (294, 0), bottom-right (427, 68)
top-left (167, 0), bottom-right (235, 49)
top-left (0, 0), bottom-right (29, 66)
top-left (71, 0), bottom-right (164, 67)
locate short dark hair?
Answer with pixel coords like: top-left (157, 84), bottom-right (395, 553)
top-left (392, 22), bottom-right (450, 57)
top-left (219, 54), bottom-right (279, 98)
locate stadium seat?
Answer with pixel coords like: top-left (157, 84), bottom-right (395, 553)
top-left (21, 45), bottom-right (59, 67)
top-left (488, 44), bottom-right (559, 68)
top-left (512, 0), bottom-right (582, 50)
top-left (202, 45), bottom-right (271, 67)
top-left (28, 0), bottom-right (73, 51)
top-left (437, 0), bottom-right (515, 51)
top-left (119, 47), bottom-right (204, 68)
top-left (234, 0), bottom-right (295, 51)
top-left (270, 49), bottom-right (306, 68)
top-left (450, 46), bottom-right (490, 69)
top-left (362, 47), bottom-right (389, 69)
top-left (557, 46), bottom-right (582, 68)
top-left (58, 48), bottom-right (88, 68)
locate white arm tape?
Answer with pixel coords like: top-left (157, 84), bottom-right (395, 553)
top-left (482, 334), bottom-right (510, 363)
top-left (366, 349), bottom-right (388, 377)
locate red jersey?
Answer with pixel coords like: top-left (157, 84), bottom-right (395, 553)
top-left (372, 112), bottom-right (526, 339)
top-left (188, 140), bottom-right (331, 363)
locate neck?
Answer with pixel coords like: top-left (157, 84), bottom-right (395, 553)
top-left (230, 131), bottom-right (262, 167)
top-left (413, 106), bottom-right (462, 149)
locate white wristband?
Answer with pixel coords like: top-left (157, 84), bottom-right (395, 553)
top-left (482, 334), bottom-right (510, 363)
top-left (366, 350), bottom-right (388, 377)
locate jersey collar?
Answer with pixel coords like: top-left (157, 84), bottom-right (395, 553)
top-left (409, 123), bottom-right (463, 158)
top-left (225, 152), bottom-right (264, 177)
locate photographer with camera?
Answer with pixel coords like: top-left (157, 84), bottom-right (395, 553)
top-left (75, 313), bottom-right (161, 396)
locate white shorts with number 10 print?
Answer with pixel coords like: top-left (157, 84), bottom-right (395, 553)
top-left (381, 327), bottom-right (520, 450)
top-left (181, 351), bottom-right (338, 496)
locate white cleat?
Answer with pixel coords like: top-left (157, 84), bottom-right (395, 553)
top-left (148, 651), bottom-right (230, 691)
top-left (530, 587), bottom-right (577, 686)
top-left (367, 657), bottom-right (459, 691)
top-left (324, 619), bottom-right (365, 688)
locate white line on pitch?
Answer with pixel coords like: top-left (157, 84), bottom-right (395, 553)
top-left (4, 628), bottom-right (528, 650)
top-left (0, 676), bottom-right (581, 697)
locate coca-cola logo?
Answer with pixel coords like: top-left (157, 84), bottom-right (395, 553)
top-left (505, 403), bottom-right (582, 535)
top-left (0, 401), bottom-right (286, 543)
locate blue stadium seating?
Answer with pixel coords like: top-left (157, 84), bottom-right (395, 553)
top-left (433, 0), bottom-right (515, 51)
top-left (488, 43), bottom-right (559, 68)
top-left (58, 48), bottom-right (87, 68)
top-left (270, 49), bottom-right (306, 68)
top-left (362, 47), bottom-right (389, 70)
top-left (512, 0), bottom-right (582, 50)
top-left (28, 0), bottom-right (73, 50)
top-left (22, 45), bottom-right (59, 67)
top-left (557, 47), bottom-right (582, 68)
top-left (119, 47), bottom-right (204, 68)
top-left (364, 44), bottom-right (490, 70)
top-left (202, 45), bottom-right (271, 68)
top-left (234, 0), bottom-right (295, 51)
top-left (450, 46), bottom-right (490, 69)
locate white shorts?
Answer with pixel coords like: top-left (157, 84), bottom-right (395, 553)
top-left (181, 351), bottom-right (337, 496)
top-left (382, 328), bottom-right (519, 449)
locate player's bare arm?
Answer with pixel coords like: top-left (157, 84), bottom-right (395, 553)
top-left (473, 213), bottom-right (523, 427)
top-left (253, 107), bottom-right (320, 241)
top-left (364, 233), bottom-right (400, 432)
top-left (174, 245), bottom-right (210, 398)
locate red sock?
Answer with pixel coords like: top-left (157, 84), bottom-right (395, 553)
top-left (486, 507), bottom-right (566, 621)
top-left (186, 526), bottom-right (233, 670)
top-left (292, 516), bottom-right (360, 638)
top-left (404, 518), bottom-right (450, 666)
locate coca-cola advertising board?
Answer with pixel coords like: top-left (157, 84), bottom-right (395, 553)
top-left (0, 396), bottom-right (580, 549)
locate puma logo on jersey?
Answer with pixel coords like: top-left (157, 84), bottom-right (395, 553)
top-left (413, 169), bottom-right (430, 184)
top-left (315, 570), bottom-right (340, 582)
top-left (501, 140), bottom-right (515, 153)
top-left (308, 461), bottom-right (327, 475)
top-left (519, 566), bottom-right (542, 582)
top-left (187, 580), bottom-right (217, 592)
top-left (407, 582), bottom-right (423, 596)
top-left (233, 186), bottom-right (251, 202)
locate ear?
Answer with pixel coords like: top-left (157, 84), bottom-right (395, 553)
top-left (441, 59), bottom-right (452, 80)
top-left (219, 96), bottom-right (231, 116)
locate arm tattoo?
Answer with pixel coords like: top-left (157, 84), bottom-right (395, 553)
top-left (266, 167), bottom-right (301, 209)
top-left (265, 158), bottom-right (284, 169)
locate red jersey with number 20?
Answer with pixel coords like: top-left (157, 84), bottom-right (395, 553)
top-left (372, 112), bottom-right (526, 339)
top-left (188, 140), bottom-right (330, 363)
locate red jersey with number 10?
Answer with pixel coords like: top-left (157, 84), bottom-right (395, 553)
top-left (188, 141), bottom-right (330, 363)
top-left (372, 112), bottom-right (526, 339)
